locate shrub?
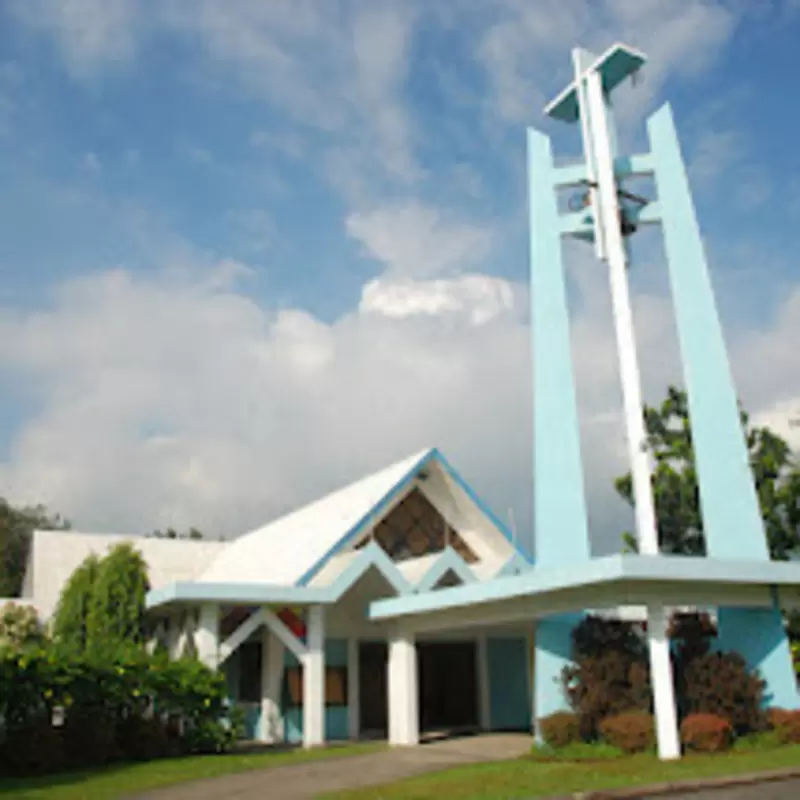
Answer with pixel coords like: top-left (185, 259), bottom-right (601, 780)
top-left (0, 648), bottom-right (237, 776)
top-left (562, 616), bottom-right (651, 739)
top-left (0, 717), bottom-right (65, 776)
top-left (680, 651), bottom-right (766, 735)
top-left (671, 612), bottom-right (766, 735)
top-left (733, 729), bottom-right (783, 751)
top-left (0, 602), bottom-right (45, 651)
top-left (63, 704), bottom-right (119, 767)
top-left (538, 712), bottom-right (582, 749)
top-left (598, 711), bottom-right (655, 754)
top-left (680, 713), bottom-right (733, 752)
top-left (768, 708), bottom-right (800, 744)
top-left (116, 713), bottom-right (172, 761)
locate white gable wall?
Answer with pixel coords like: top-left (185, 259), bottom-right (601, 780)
top-left (26, 530), bottom-right (225, 620)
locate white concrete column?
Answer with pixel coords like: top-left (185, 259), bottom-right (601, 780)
top-left (578, 58), bottom-right (682, 763)
top-left (195, 603), bottom-right (220, 669)
top-left (302, 606), bottom-right (326, 748)
top-left (647, 604), bottom-right (681, 760)
top-left (347, 638), bottom-right (360, 741)
top-left (388, 630), bottom-right (419, 746)
top-left (477, 634), bottom-right (491, 731)
top-left (261, 627), bottom-right (285, 743)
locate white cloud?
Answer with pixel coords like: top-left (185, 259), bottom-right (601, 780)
top-left (10, 0), bottom-right (141, 78)
top-left (346, 201), bottom-right (493, 279)
top-left (2, 245), bottom-right (796, 555)
top-left (478, 0), bottom-right (738, 125)
top-left (360, 275), bottom-right (517, 325)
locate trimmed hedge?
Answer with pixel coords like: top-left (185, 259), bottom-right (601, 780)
top-left (680, 713), bottom-right (733, 752)
top-left (538, 712), bottom-right (582, 749)
top-left (0, 647), bottom-right (241, 776)
top-left (768, 708), bottom-right (800, 744)
top-left (598, 711), bottom-right (655, 754)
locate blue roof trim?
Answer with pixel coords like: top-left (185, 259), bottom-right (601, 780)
top-left (431, 448), bottom-right (535, 564)
top-left (368, 554), bottom-right (800, 622)
top-left (326, 542), bottom-right (412, 600)
top-left (415, 547), bottom-right (475, 593)
top-left (296, 448), bottom-right (436, 587)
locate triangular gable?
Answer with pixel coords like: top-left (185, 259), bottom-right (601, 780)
top-left (415, 547), bottom-right (476, 592)
top-left (298, 448), bottom-right (533, 587)
top-left (295, 449), bottom-right (436, 586)
top-left (326, 542), bottom-right (412, 600)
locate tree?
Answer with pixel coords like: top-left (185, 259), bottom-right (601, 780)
top-left (85, 543), bottom-right (150, 655)
top-left (148, 527), bottom-right (204, 540)
top-left (616, 386), bottom-right (800, 560)
top-left (0, 601), bottom-right (45, 651)
top-left (0, 500), bottom-right (70, 597)
top-left (51, 554), bottom-right (100, 653)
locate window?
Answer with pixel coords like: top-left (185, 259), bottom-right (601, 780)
top-left (359, 488), bottom-right (478, 564)
top-left (282, 666), bottom-right (348, 708)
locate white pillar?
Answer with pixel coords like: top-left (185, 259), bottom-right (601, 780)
top-left (647, 604), bottom-right (681, 760)
top-left (477, 634), bottom-right (491, 731)
top-left (302, 606), bottom-right (325, 748)
top-left (166, 613), bottom-right (181, 659)
top-left (347, 638), bottom-right (360, 740)
top-left (388, 630), bottom-right (419, 746)
top-left (195, 603), bottom-right (219, 669)
top-left (261, 627), bottom-right (285, 743)
top-left (576, 55), bottom-right (681, 762)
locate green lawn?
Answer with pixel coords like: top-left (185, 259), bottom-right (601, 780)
top-left (0, 742), bottom-right (384, 800)
top-left (324, 744), bottom-right (800, 800)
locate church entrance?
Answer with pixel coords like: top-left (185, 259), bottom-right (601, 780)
top-left (358, 639), bottom-right (480, 740)
top-left (359, 641), bottom-right (389, 737)
top-left (418, 641), bottom-right (479, 734)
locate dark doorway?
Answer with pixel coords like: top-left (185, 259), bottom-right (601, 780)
top-left (418, 641), bottom-right (478, 733)
top-left (358, 641), bottom-right (388, 736)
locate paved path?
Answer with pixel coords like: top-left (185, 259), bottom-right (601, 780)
top-left (665, 777), bottom-right (800, 799)
top-left (132, 733), bottom-right (532, 800)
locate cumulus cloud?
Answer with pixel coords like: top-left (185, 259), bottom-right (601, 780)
top-left (2, 236), bottom-right (797, 556)
top-left (346, 202), bottom-right (493, 279)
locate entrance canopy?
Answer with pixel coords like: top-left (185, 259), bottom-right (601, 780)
top-left (367, 554), bottom-right (800, 634)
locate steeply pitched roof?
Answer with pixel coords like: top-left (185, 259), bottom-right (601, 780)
top-left (198, 448), bottom-right (434, 586)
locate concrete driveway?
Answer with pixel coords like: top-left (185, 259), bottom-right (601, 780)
top-left (132, 733), bottom-right (532, 800)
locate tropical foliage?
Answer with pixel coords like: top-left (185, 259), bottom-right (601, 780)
top-left (615, 386), bottom-right (800, 560)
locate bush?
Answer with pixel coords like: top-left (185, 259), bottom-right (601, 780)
top-left (116, 713), bottom-right (173, 761)
top-left (671, 613), bottom-right (766, 736)
top-left (0, 602), bottom-right (45, 651)
top-left (0, 717), bottom-right (65, 776)
top-left (733, 729), bottom-right (784, 751)
top-left (538, 712), bottom-right (582, 749)
top-left (768, 708), bottom-right (800, 744)
top-left (680, 651), bottom-right (766, 735)
top-left (562, 616), bottom-right (651, 739)
top-left (63, 705), bottom-right (119, 767)
top-left (0, 648), bottom-right (237, 777)
top-left (680, 713), bottom-right (733, 752)
top-left (598, 711), bottom-right (655, 754)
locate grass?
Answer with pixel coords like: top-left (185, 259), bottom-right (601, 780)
top-left (324, 744), bottom-right (800, 800)
top-left (0, 742), bottom-right (384, 800)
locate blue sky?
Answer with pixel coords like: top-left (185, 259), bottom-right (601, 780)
top-left (0, 1), bottom-right (799, 554)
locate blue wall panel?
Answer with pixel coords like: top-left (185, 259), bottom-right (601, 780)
top-left (487, 637), bottom-right (531, 731)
